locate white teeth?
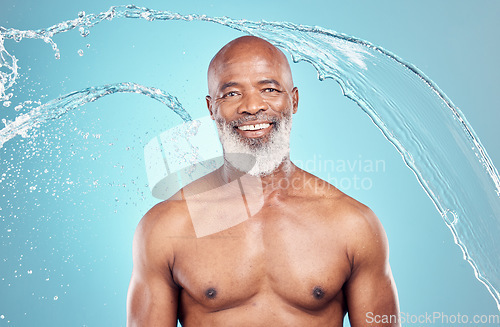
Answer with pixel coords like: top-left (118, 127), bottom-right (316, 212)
top-left (238, 123), bottom-right (271, 131)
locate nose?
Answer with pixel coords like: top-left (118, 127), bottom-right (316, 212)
top-left (238, 91), bottom-right (268, 115)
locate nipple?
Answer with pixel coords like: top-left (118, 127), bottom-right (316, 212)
top-left (205, 287), bottom-right (217, 299)
top-left (312, 286), bottom-right (325, 300)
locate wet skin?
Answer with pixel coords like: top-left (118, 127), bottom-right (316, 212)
top-left (127, 36), bottom-right (400, 327)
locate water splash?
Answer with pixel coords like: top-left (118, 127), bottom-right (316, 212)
top-left (0, 4), bottom-right (499, 310)
top-left (0, 82), bottom-right (191, 149)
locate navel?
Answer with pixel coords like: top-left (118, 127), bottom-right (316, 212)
top-left (205, 287), bottom-right (217, 299)
top-left (312, 286), bottom-right (325, 300)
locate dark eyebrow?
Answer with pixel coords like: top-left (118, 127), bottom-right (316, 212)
top-left (258, 79), bottom-right (282, 87)
top-left (220, 82), bottom-right (239, 92)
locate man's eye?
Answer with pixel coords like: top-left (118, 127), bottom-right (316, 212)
top-left (224, 91), bottom-right (238, 97)
top-left (264, 88), bottom-right (279, 93)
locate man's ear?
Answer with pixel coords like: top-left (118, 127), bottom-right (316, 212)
top-left (291, 87), bottom-right (299, 114)
top-left (206, 95), bottom-right (215, 120)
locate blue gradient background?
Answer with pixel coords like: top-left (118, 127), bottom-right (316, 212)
top-left (0, 0), bottom-right (499, 326)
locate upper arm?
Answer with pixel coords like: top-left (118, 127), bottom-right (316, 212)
top-left (127, 202), bottom-right (181, 327)
top-left (344, 207), bottom-right (400, 327)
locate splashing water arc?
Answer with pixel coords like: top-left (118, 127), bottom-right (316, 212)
top-left (0, 82), bottom-right (191, 149)
top-left (0, 4), bottom-right (499, 310)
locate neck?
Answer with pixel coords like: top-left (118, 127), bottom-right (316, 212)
top-left (219, 156), bottom-right (297, 196)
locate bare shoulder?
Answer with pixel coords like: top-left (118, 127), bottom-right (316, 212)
top-left (332, 192), bottom-right (389, 268)
top-left (299, 169), bottom-right (388, 260)
top-left (332, 191), bottom-right (382, 234)
top-left (135, 168), bottom-right (227, 242)
top-left (134, 194), bottom-right (194, 265)
top-left (138, 195), bottom-right (189, 230)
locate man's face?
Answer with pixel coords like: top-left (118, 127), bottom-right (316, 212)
top-left (206, 39), bottom-right (299, 176)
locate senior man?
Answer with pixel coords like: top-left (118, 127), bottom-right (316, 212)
top-left (127, 35), bottom-right (400, 327)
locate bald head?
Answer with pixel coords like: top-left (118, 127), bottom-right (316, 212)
top-left (207, 36), bottom-right (294, 97)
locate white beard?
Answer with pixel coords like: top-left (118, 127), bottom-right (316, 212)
top-left (214, 110), bottom-right (293, 177)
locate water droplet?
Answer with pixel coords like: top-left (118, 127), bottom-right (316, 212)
top-left (54, 295), bottom-right (58, 300)
top-left (54, 53), bottom-right (61, 60)
top-left (78, 11), bottom-right (85, 18)
top-left (79, 26), bottom-right (90, 37)
top-left (3, 101), bottom-right (11, 107)
top-left (78, 49), bottom-right (84, 56)
top-left (0, 315), bottom-right (4, 319)
top-left (27, 270), bottom-right (32, 274)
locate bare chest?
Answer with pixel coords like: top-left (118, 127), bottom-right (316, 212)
top-left (172, 203), bottom-right (351, 313)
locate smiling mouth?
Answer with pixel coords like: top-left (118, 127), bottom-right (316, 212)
top-left (236, 122), bottom-right (272, 131)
